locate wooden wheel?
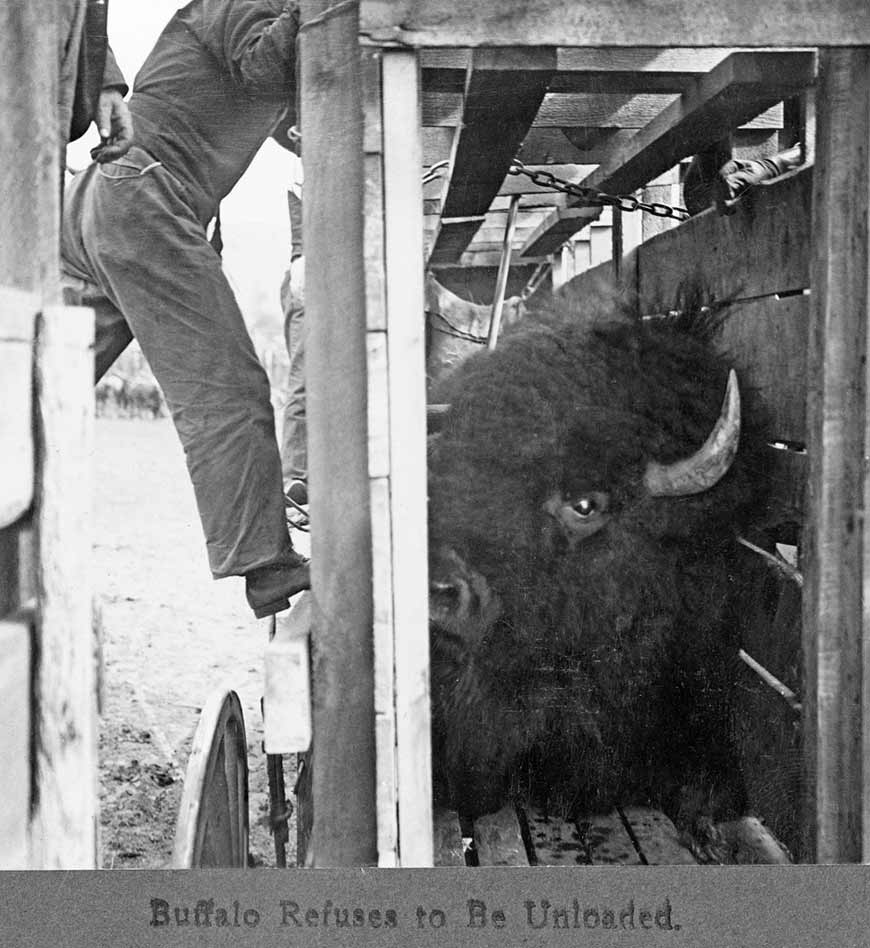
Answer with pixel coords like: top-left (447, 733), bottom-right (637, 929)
top-left (172, 688), bottom-right (249, 868)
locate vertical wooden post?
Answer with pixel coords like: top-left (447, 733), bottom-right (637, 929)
top-left (0, 6), bottom-right (59, 300)
top-left (28, 305), bottom-right (97, 868)
top-left (803, 47), bottom-right (870, 864)
top-left (380, 50), bottom-right (432, 867)
top-left (299, 0), bottom-right (378, 866)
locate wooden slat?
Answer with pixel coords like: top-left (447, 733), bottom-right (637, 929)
top-left (369, 477), bottom-right (398, 866)
top-left (433, 809), bottom-right (465, 866)
top-left (431, 49), bottom-right (555, 262)
top-left (620, 807), bottom-right (698, 865)
top-left (525, 809), bottom-right (589, 866)
top-left (361, 0), bottom-right (870, 47)
top-left (381, 50), bottom-right (433, 867)
top-left (0, 619), bottom-right (30, 868)
top-left (551, 48), bottom-right (730, 93)
top-left (635, 166), bottom-right (812, 310)
top-left (0, 287), bottom-right (38, 528)
top-left (803, 47), bottom-right (870, 865)
top-left (581, 52), bottom-right (815, 197)
top-left (473, 807), bottom-right (529, 866)
top-left (715, 294), bottom-right (810, 446)
top-left (28, 305), bottom-right (96, 868)
top-left (576, 811), bottom-right (643, 865)
top-left (0, 4), bottom-right (59, 299)
top-left (300, 0), bottom-right (378, 867)
top-left (523, 207), bottom-right (603, 257)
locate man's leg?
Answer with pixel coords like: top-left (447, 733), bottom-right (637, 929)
top-left (72, 153), bottom-right (304, 600)
top-left (280, 270), bottom-right (307, 494)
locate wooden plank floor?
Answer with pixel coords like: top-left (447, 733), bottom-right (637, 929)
top-left (433, 806), bottom-right (791, 867)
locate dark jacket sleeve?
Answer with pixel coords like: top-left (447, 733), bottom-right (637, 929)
top-left (101, 45), bottom-right (128, 93)
top-left (69, 1), bottom-right (129, 141)
top-left (199, 0), bottom-right (299, 101)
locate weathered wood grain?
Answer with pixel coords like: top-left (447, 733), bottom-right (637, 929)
top-left (433, 809), bottom-right (465, 866)
top-left (474, 807), bottom-right (530, 866)
top-left (620, 807), bottom-right (698, 865)
top-left (525, 809), bottom-right (590, 866)
top-left (715, 294), bottom-right (810, 446)
top-left (300, 0), bottom-right (377, 867)
top-left (0, 287), bottom-right (38, 529)
top-left (636, 167), bottom-right (812, 310)
top-left (803, 47), bottom-right (870, 865)
top-left (0, 5), bottom-right (59, 299)
top-left (360, 0), bottom-right (870, 47)
top-left (381, 50), bottom-right (433, 867)
top-left (28, 305), bottom-right (96, 868)
top-left (431, 49), bottom-right (555, 261)
top-left (0, 619), bottom-right (30, 868)
top-left (575, 811), bottom-right (643, 865)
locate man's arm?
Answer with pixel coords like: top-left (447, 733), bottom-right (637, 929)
top-left (201, 0), bottom-right (299, 101)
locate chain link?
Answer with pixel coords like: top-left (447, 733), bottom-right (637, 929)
top-left (508, 160), bottom-right (691, 222)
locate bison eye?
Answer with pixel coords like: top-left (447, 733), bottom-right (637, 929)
top-left (571, 491), bottom-right (610, 519)
top-left (543, 490), bottom-right (611, 543)
top-left (573, 497), bottom-right (598, 518)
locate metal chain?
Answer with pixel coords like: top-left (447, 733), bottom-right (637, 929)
top-left (508, 160), bottom-right (691, 221)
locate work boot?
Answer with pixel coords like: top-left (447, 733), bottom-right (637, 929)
top-left (245, 550), bottom-right (310, 619)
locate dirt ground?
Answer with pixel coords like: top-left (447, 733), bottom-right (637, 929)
top-left (94, 417), bottom-right (297, 869)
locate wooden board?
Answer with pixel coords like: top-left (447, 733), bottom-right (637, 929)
top-left (525, 810), bottom-right (592, 866)
top-left (431, 49), bottom-right (555, 262)
top-left (0, 287), bottom-right (37, 529)
top-left (0, 619), bottom-right (30, 868)
top-left (433, 809), bottom-right (465, 866)
top-left (620, 807), bottom-right (698, 865)
top-left (575, 811), bottom-right (644, 865)
top-left (299, 0), bottom-right (378, 867)
top-left (802, 48), bottom-right (870, 864)
top-left (715, 294), bottom-right (810, 446)
top-left (28, 305), bottom-right (97, 869)
top-left (636, 167), bottom-right (812, 310)
top-left (0, 3), bottom-right (60, 298)
top-left (361, 0), bottom-right (870, 47)
top-left (473, 807), bottom-right (529, 866)
top-left (381, 50), bottom-right (433, 867)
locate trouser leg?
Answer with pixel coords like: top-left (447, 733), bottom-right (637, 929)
top-left (62, 156), bottom-right (292, 578)
top-left (280, 269), bottom-right (307, 486)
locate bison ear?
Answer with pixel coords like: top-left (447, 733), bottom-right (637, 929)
top-left (543, 490), bottom-right (611, 544)
top-left (644, 369), bottom-right (741, 498)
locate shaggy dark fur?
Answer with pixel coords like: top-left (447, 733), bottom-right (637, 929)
top-left (427, 280), bottom-right (771, 848)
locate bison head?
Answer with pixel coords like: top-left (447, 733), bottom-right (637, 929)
top-left (427, 288), bottom-right (767, 826)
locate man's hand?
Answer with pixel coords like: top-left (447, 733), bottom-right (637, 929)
top-left (90, 89), bottom-right (134, 163)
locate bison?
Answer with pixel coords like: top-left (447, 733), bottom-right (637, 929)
top-left (426, 280), bottom-right (772, 858)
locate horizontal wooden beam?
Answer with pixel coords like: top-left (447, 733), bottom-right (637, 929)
top-left (521, 206), bottom-right (603, 256)
top-left (424, 91), bottom-right (786, 128)
top-left (361, 0), bottom-right (870, 47)
top-left (523, 52), bottom-right (812, 251)
top-left (580, 51), bottom-right (816, 197)
top-left (431, 48), bottom-right (556, 262)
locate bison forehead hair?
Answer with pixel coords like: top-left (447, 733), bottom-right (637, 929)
top-left (427, 283), bottom-right (769, 823)
top-left (429, 289), bottom-right (765, 583)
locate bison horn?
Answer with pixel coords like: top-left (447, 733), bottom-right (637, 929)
top-left (644, 369), bottom-right (741, 497)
